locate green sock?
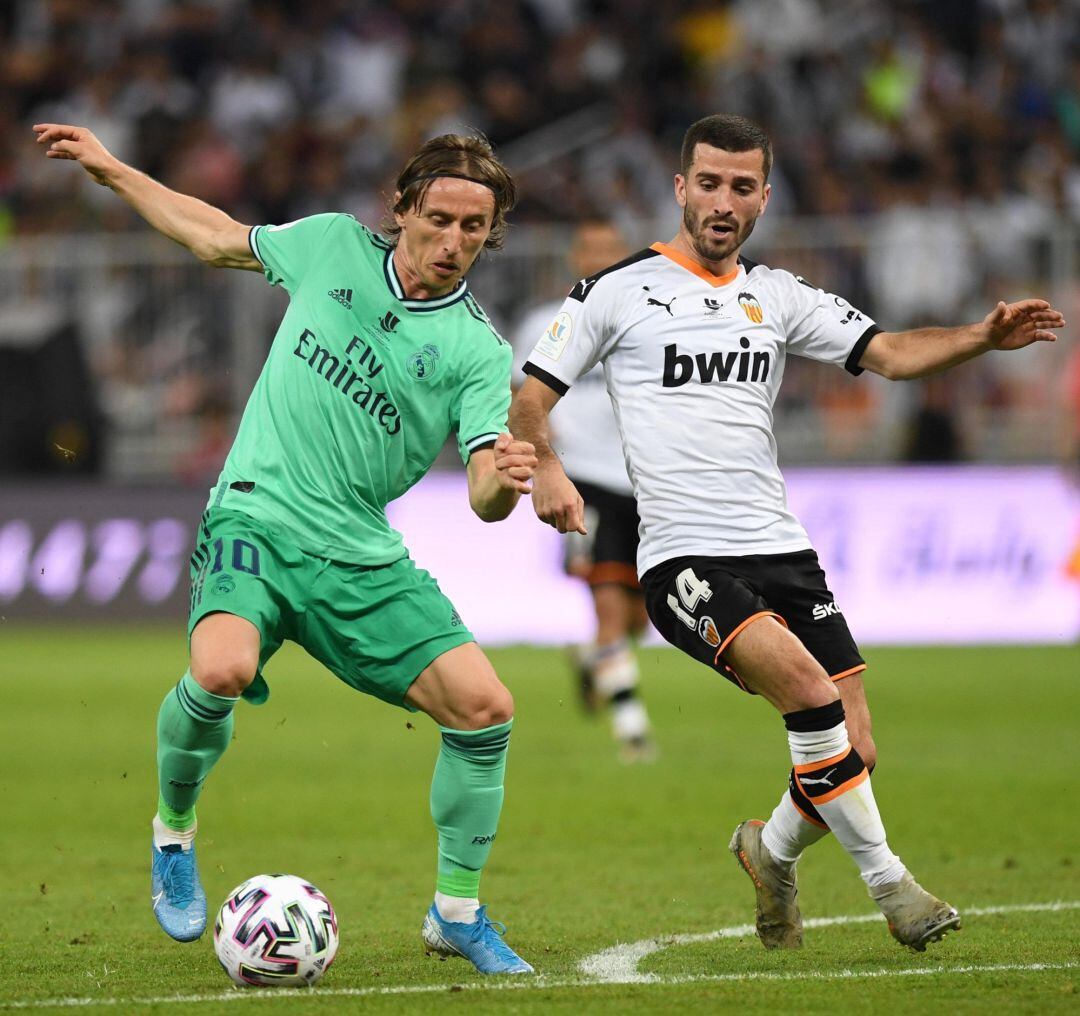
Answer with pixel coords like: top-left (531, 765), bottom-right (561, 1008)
top-left (156, 670), bottom-right (238, 830)
top-left (430, 719), bottom-right (513, 898)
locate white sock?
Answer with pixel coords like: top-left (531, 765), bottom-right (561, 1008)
top-left (591, 641), bottom-right (638, 699)
top-left (153, 814), bottom-right (196, 851)
top-left (788, 720), bottom-right (907, 888)
top-left (591, 641), bottom-right (651, 741)
top-left (613, 699), bottom-right (649, 742)
top-left (761, 791), bottom-right (828, 866)
top-left (434, 892), bottom-right (479, 924)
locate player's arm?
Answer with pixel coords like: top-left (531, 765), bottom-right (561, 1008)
top-left (466, 433), bottom-right (538, 522)
top-left (857, 300), bottom-right (1065, 380)
top-left (508, 375), bottom-right (587, 535)
top-left (33, 123), bottom-right (259, 271)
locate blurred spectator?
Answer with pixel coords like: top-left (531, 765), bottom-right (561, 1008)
top-left (3, 0), bottom-right (1077, 239)
top-left (1, 0), bottom-right (1078, 475)
top-left (902, 376), bottom-right (967, 463)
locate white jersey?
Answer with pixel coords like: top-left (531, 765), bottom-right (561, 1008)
top-left (512, 300), bottom-right (633, 496)
top-left (523, 242), bottom-right (880, 575)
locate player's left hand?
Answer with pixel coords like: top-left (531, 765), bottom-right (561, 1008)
top-left (983, 299), bottom-right (1065, 351)
top-left (493, 432), bottom-right (537, 494)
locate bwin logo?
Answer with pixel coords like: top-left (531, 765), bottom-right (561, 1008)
top-left (812, 602), bottom-right (841, 621)
top-left (663, 338), bottom-right (771, 387)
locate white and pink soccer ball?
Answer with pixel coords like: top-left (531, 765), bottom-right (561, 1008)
top-left (213, 874), bottom-right (339, 987)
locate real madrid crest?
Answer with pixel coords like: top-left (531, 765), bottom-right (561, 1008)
top-left (406, 344), bottom-right (441, 380)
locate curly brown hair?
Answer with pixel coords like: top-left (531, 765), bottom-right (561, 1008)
top-left (382, 133), bottom-right (517, 250)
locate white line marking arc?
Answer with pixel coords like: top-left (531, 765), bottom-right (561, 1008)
top-left (1, 900), bottom-right (1075, 1010)
top-left (578, 899), bottom-right (1080, 983)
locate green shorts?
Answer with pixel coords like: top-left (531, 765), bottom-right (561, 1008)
top-left (187, 507), bottom-right (474, 709)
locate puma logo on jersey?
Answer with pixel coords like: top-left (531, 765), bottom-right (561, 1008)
top-left (812, 602), bottom-right (841, 620)
top-left (799, 767), bottom-right (838, 787)
top-left (646, 295), bottom-right (677, 316)
top-left (571, 276), bottom-right (599, 301)
top-left (662, 339), bottom-right (771, 387)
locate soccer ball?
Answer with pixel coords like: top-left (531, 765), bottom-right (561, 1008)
top-left (213, 874), bottom-right (339, 987)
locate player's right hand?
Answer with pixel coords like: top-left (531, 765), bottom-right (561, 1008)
top-left (531, 462), bottom-right (587, 535)
top-left (32, 124), bottom-right (120, 186)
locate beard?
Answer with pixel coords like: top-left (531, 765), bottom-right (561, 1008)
top-left (683, 204), bottom-right (758, 265)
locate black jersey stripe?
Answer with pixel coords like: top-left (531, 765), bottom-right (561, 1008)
top-left (464, 294), bottom-right (506, 341)
top-left (248, 226), bottom-right (265, 266)
top-left (738, 254), bottom-right (760, 272)
top-left (845, 324), bottom-right (882, 376)
top-left (523, 361), bottom-right (569, 396)
top-left (465, 432), bottom-right (500, 453)
top-left (568, 247), bottom-right (662, 303)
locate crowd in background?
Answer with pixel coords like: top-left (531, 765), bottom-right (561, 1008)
top-left (3, 0), bottom-right (1080, 231)
top-left (1, 0), bottom-right (1079, 477)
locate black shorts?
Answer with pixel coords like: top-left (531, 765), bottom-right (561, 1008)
top-left (641, 550), bottom-right (865, 694)
top-left (565, 478), bottom-right (641, 589)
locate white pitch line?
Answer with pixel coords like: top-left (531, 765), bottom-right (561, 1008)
top-left (2, 901), bottom-right (1076, 1011)
top-left (578, 899), bottom-right (1080, 983)
top-left (3, 962), bottom-right (1077, 1012)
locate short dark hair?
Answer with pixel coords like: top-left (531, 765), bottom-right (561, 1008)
top-left (383, 133), bottom-right (517, 250)
top-left (680, 114), bottom-right (772, 181)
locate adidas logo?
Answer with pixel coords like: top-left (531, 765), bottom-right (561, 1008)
top-left (328, 288), bottom-right (353, 309)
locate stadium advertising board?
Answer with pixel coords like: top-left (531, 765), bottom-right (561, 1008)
top-left (1, 468), bottom-right (1078, 644)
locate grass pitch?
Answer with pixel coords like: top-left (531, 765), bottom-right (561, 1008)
top-left (0, 628), bottom-right (1077, 1013)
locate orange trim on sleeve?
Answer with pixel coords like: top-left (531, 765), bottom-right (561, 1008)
top-left (831, 664), bottom-right (867, 683)
top-left (650, 242), bottom-right (741, 287)
top-left (789, 795), bottom-right (830, 830)
top-left (587, 562), bottom-right (640, 589)
top-left (801, 767), bottom-right (869, 805)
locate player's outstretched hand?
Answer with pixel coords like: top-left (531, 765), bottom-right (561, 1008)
top-left (493, 432), bottom-right (538, 495)
top-left (530, 461), bottom-right (587, 535)
top-left (983, 299), bottom-right (1065, 351)
top-left (33, 124), bottom-right (121, 186)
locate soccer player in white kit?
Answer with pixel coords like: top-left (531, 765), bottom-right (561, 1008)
top-left (511, 219), bottom-right (655, 762)
top-left (510, 114), bottom-right (1065, 952)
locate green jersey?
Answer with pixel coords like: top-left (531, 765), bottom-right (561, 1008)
top-left (207, 213), bottom-right (512, 565)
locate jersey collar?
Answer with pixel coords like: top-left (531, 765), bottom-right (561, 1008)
top-left (649, 242), bottom-right (742, 287)
top-left (383, 248), bottom-right (469, 312)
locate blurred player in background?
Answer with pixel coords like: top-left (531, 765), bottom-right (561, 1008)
top-left (512, 113), bottom-right (1065, 953)
top-left (35, 122), bottom-right (537, 975)
top-left (511, 219), bottom-right (655, 762)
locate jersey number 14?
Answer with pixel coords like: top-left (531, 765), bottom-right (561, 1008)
top-left (667, 567), bottom-right (712, 629)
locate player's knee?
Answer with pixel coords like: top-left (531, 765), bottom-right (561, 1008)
top-left (463, 686), bottom-right (514, 729)
top-left (783, 664), bottom-right (840, 712)
top-left (190, 657), bottom-right (256, 698)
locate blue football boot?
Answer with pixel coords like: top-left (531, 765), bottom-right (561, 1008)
top-left (421, 903), bottom-right (534, 975)
top-left (151, 841), bottom-right (207, 942)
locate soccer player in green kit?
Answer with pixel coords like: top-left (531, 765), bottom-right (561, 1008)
top-left (35, 121), bottom-right (538, 975)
